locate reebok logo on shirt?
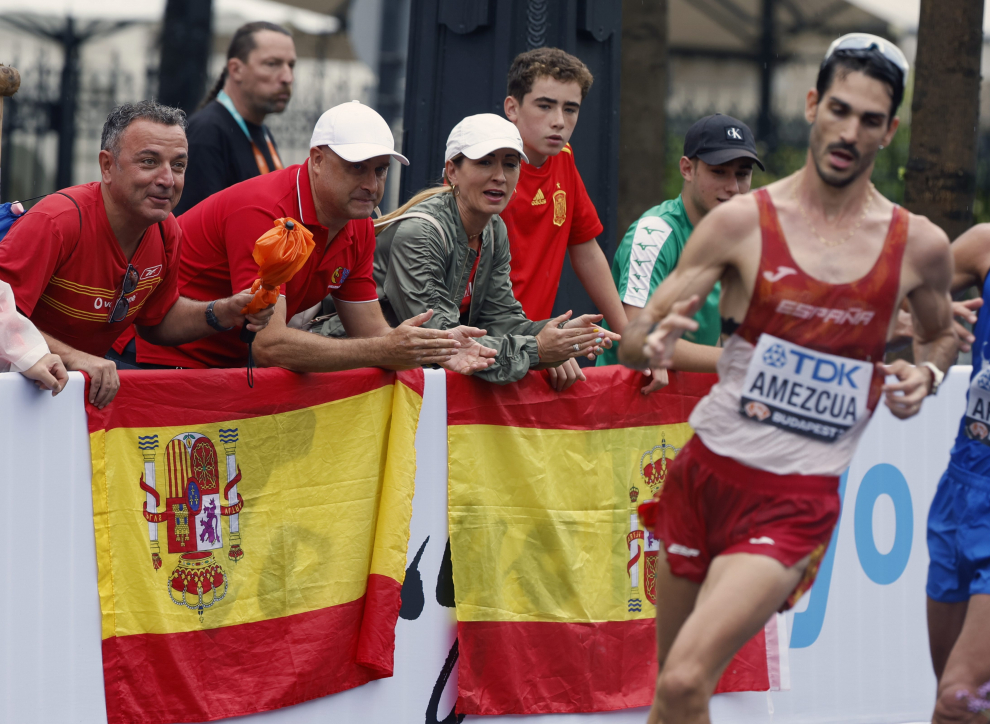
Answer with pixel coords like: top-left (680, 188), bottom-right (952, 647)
top-left (141, 265), bottom-right (163, 280)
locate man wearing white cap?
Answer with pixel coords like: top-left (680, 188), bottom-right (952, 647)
top-left (371, 113), bottom-right (617, 387)
top-left (137, 101), bottom-right (496, 374)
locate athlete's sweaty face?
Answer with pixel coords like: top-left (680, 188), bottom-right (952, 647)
top-left (682, 157), bottom-right (754, 217)
top-left (504, 77), bottom-right (582, 167)
top-left (806, 70), bottom-right (899, 188)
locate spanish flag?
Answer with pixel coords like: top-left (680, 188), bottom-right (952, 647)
top-left (447, 367), bottom-right (787, 715)
top-left (87, 368), bottom-right (423, 724)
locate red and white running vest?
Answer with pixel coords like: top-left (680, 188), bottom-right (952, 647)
top-left (690, 188), bottom-right (908, 476)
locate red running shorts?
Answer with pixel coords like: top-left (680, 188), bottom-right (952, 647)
top-left (639, 435), bottom-right (841, 611)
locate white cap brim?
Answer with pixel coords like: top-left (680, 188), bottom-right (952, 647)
top-left (458, 138), bottom-right (529, 165)
top-left (329, 142), bottom-right (410, 166)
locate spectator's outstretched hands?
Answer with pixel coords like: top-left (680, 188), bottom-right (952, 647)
top-left (442, 326), bottom-right (497, 375)
top-left (643, 296), bottom-right (701, 369)
top-left (383, 310), bottom-right (461, 368)
top-left (546, 357), bottom-right (586, 392)
top-left (217, 289), bottom-right (278, 333)
top-left (890, 298), bottom-right (982, 353)
top-left (21, 353), bottom-right (68, 396)
top-left (562, 313), bottom-right (621, 359)
top-left (536, 311), bottom-right (609, 365)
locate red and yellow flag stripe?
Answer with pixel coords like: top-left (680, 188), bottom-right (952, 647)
top-left (87, 367), bottom-right (423, 724)
top-left (448, 367), bottom-right (742, 715)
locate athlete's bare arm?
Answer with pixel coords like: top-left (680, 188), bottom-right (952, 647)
top-left (880, 214), bottom-right (956, 419)
top-left (888, 223), bottom-right (989, 352)
top-left (950, 223), bottom-right (990, 293)
top-left (619, 195), bottom-right (761, 371)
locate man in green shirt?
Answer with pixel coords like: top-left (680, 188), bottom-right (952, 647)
top-left (598, 114), bottom-right (761, 391)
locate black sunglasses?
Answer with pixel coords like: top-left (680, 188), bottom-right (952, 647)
top-left (108, 264), bottom-right (139, 323)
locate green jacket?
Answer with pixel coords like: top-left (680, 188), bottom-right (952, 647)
top-left (375, 191), bottom-right (548, 384)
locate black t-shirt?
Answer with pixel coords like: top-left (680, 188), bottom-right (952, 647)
top-left (174, 100), bottom-right (281, 216)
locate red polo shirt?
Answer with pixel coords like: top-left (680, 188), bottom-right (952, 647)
top-left (499, 144), bottom-right (604, 320)
top-left (0, 183), bottom-right (181, 357)
top-left (137, 161), bottom-right (377, 369)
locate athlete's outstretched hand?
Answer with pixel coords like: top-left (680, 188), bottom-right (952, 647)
top-left (879, 360), bottom-right (932, 419)
top-left (642, 296), bottom-right (702, 369)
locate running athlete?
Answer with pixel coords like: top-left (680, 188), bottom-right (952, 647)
top-left (925, 222), bottom-right (990, 724)
top-left (619, 35), bottom-right (957, 724)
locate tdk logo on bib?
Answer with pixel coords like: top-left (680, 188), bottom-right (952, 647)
top-left (740, 334), bottom-right (872, 443)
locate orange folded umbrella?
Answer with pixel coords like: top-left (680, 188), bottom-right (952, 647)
top-left (240, 217), bottom-right (315, 316)
top-left (239, 217), bottom-right (315, 387)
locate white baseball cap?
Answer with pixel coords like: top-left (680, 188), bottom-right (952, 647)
top-left (310, 100), bottom-right (410, 166)
top-left (444, 113), bottom-right (529, 165)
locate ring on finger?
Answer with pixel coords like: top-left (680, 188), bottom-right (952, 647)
top-left (572, 343), bottom-right (580, 352)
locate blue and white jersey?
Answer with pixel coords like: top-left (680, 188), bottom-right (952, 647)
top-left (949, 273), bottom-right (990, 476)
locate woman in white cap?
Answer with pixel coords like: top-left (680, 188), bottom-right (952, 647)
top-left (374, 113), bottom-right (618, 388)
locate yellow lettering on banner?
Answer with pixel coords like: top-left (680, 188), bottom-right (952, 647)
top-left (91, 383), bottom-right (419, 639)
top-left (448, 422), bottom-right (694, 624)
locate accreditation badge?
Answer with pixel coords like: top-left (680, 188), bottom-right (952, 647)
top-left (964, 366), bottom-right (990, 445)
top-left (740, 334), bottom-right (872, 443)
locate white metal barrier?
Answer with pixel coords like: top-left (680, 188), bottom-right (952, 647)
top-left (1, 366), bottom-right (965, 723)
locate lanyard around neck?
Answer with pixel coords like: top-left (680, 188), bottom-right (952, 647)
top-left (216, 90), bottom-right (283, 174)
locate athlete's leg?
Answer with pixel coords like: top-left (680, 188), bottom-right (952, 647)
top-left (932, 594), bottom-right (990, 724)
top-left (928, 597), bottom-right (969, 681)
top-left (647, 548), bottom-right (701, 724)
top-left (648, 552), bottom-right (807, 724)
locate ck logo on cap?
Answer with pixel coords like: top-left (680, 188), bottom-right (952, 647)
top-left (725, 127), bottom-right (744, 142)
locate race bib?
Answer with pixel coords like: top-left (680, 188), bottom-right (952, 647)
top-left (963, 366), bottom-right (990, 445)
top-left (740, 334), bottom-right (872, 443)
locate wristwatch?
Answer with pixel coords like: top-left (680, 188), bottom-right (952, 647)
top-left (206, 300), bottom-right (233, 332)
top-left (921, 362), bottom-right (944, 396)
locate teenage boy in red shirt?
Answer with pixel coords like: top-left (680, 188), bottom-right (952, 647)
top-left (501, 47), bottom-right (626, 390)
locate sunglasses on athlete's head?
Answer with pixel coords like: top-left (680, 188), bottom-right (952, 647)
top-left (108, 264), bottom-right (139, 323)
top-left (823, 33), bottom-right (909, 90)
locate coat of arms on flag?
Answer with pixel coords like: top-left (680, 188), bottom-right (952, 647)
top-left (138, 428), bottom-right (245, 620)
top-left (627, 434), bottom-right (681, 612)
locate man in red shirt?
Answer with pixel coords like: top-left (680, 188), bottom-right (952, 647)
top-left (137, 101), bottom-right (495, 374)
top-left (501, 47), bottom-right (626, 389)
top-left (0, 101), bottom-right (272, 408)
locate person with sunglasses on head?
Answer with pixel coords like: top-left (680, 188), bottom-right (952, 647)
top-left (134, 101), bottom-right (496, 376)
top-left (620, 35), bottom-right (957, 723)
top-left (0, 101), bottom-right (275, 409)
top-left (372, 114), bottom-right (617, 388)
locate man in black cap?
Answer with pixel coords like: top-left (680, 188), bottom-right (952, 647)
top-left (596, 113), bottom-right (762, 391)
